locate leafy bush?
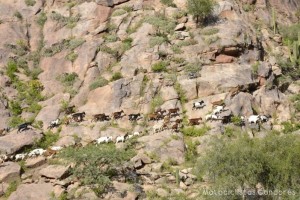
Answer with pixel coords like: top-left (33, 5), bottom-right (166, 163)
top-left (160, 0), bottom-right (176, 7)
top-left (89, 77), bottom-right (109, 90)
top-left (177, 39), bottom-right (198, 47)
top-left (103, 34), bottom-right (118, 43)
top-left (25, 0), bottom-right (36, 6)
top-left (187, 0), bottom-right (214, 24)
top-left (182, 125), bottom-right (211, 137)
top-left (6, 60), bottom-right (18, 80)
top-left (185, 61), bottom-right (202, 75)
top-left (280, 23), bottom-right (300, 43)
top-left (151, 61), bottom-right (168, 72)
top-left (9, 100), bottom-right (22, 116)
top-left (59, 144), bottom-right (135, 196)
top-left (36, 11), bottom-right (47, 27)
top-left (185, 139), bottom-right (200, 162)
top-left (33, 131), bottom-right (60, 149)
top-left (111, 72), bottom-right (123, 81)
top-left (196, 135), bottom-right (300, 200)
top-left (9, 116), bottom-right (24, 128)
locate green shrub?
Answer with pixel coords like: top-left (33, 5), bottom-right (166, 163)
top-left (185, 139), bottom-right (200, 162)
top-left (151, 61), bottom-right (168, 72)
top-left (177, 39), bottom-right (198, 47)
top-left (14, 11), bottom-right (23, 20)
top-left (89, 77), bottom-right (109, 90)
top-left (231, 115), bottom-right (243, 126)
top-left (127, 19), bottom-right (144, 34)
top-left (280, 23), bottom-right (300, 42)
top-left (196, 135), bottom-right (300, 199)
top-left (187, 0), bottom-right (214, 24)
top-left (33, 131), bottom-right (60, 149)
top-left (182, 125), bottom-right (211, 137)
top-left (57, 72), bottom-right (78, 87)
top-left (150, 95), bottom-right (164, 112)
top-left (149, 36), bottom-right (168, 47)
top-left (103, 34), bottom-right (118, 43)
top-left (50, 12), bottom-right (80, 29)
top-left (25, 0), bottom-right (36, 6)
top-left (9, 100), bottom-right (22, 116)
top-left (36, 12), bottom-right (47, 27)
top-left (120, 37), bottom-right (133, 52)
top-left (160, 0), bottom-right (176, 7)
top-left (185, 61), bottom-right (202, 75)
top-left (140, 75), bottom-right (149, 96)
top-left (144, 15), bottom-right (176, 34)
top-left (65, 51), bottom-right (78, 62)
top-left (68, 38), bottom-right (85, 50)
top-left (59, 144), bottom-right (135, 196)
top-left (9, 116), bottom-right (24, 128)
top-left (204, 35), bottom-right (220, 44)
top-left (6, 60), bottom-right (18, 80)
top-left (111, 72), bottom-right (123, 81)
top-left (171, 45), bottom-right (183, 54)
top-left (242, 4), bottom-right (253, 12)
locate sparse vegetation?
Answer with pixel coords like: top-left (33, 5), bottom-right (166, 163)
top-left (25, 0), bottom-right (36, 6)
top-left (151, 61), bottom-right (168, 72)
top-left (185, 139), bottom-right (200, 162)
top-left (57, 72), bottom-right (78, 87)
top-left (110, 72), bottom-right (123, 81)
top-left (89, 77), bottom-right (109, 90)
top-left (140, 75), bottom-right (149, 96)
top-left (112, 9), bottom-right (127, 17)
top-left (160, 0), bottom-right (176, 7)
top-left (59, 144), bottom-right (135, 196)
top-left (281, 121), bottom-right (300, 134)
top-left (14, 11), bottom-right (23, 20)
top-left (182, 125), bottom-right (211, 137)
top-left (149, 36), bottom-right (168, 47)
top-left (150, 94), bottom-right (164, 112)
top-left (144, 15), bottom-right (176, 34)
top-left (200, 27), bottom-right (219, 35)
top-left (204, 35), bottom-right (220, 44)
top-left (50, 12), bottom-right (80, 29)
top-left (177, 39), bottom-right (198, 47)
top-left (4, 181), bottom-right (20, 198)
top-left (174, 82), bottom-right (187, 103)
top-left (65, 51), bottom-right (78, 62)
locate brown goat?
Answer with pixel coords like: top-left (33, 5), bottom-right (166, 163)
top-left (171, 123), bottom-right (179, 132)
top-left (168, 108), bottom-right (180, 117)
top-left (149, 113), bottom-right (160, 121)
top-left (92, 113), bottom-right (110, 122)
top-left (113, 110), bottom-right (125, 119)
top-left (175, 119), bottom-right (183, 124)
top-left (189, 117), bottom-right (202, 126)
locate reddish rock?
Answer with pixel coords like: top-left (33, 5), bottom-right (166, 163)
top-left (215, 54), bottom-right (235, 63)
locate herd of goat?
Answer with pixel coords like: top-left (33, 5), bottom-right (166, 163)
top-left (0, 100), bottom-right (271, 163)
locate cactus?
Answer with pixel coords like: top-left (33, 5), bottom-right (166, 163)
top-left (272, 8), bottom-right (276, 34)
top-left (288, 33), bottom-right (300, 65)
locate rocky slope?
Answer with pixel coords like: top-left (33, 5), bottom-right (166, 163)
top-left (0, 0), bottom-right (300, 199)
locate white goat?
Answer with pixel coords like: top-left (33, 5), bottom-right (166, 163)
top-left (28, 148), bottom-right (46, 157)
top-left (15, 153), bottom-right (27, 161)
top-left (48, 118), bottom-right (60, 129)
top-left (260, 115), bottom-right (269, 122)
top-left (50, 146), bottom-right (63, 151)
top-left (205, 114), bottom-right (219, 121)
top-left (127, 134), bottom-right (134, 139)
top-left (116, 135), bottom-right (125, 143)
top-left (96, 136), bottom-right (113, 144)
top-left (133, 131), bottom-right (140, 136)
top-left (248, 115), bottom-right (260, 124)
top-left (212, 106), bottom-right (224, 115)
top-left (192, 100), bottom-right (205, 110)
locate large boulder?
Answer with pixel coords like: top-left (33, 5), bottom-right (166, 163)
top-left (253, 86), bottom-right (291, 122)
top-left (0, 162), bottom-right (21, 183)
top-left (0, 129), bottom-right (43, 155)
top-left (138, 131), bottom-right (185, 164)
top-left (8, 183), bottom-right (54, 200)
top-left (40, 165), bottom-right (70, 179)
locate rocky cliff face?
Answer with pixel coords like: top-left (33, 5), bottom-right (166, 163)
top-left (0, 0), bottom-right (299, 199)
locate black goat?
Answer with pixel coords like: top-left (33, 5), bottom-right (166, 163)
top-left (18, 122), bottom-right (32, 133)
top-left (72, 112), bottom-right (86, 122)
top-left (128, 113), bottom-right (142, 121)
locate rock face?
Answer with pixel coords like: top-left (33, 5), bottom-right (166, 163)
top-left (0, 162), bottom-right (21, 183)
top-left (0, 130), bottom-right (43, 155)
top-left (8, 183), bottom-right (54, 200)
top-left (138, 131), bottom-right (185, 164)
